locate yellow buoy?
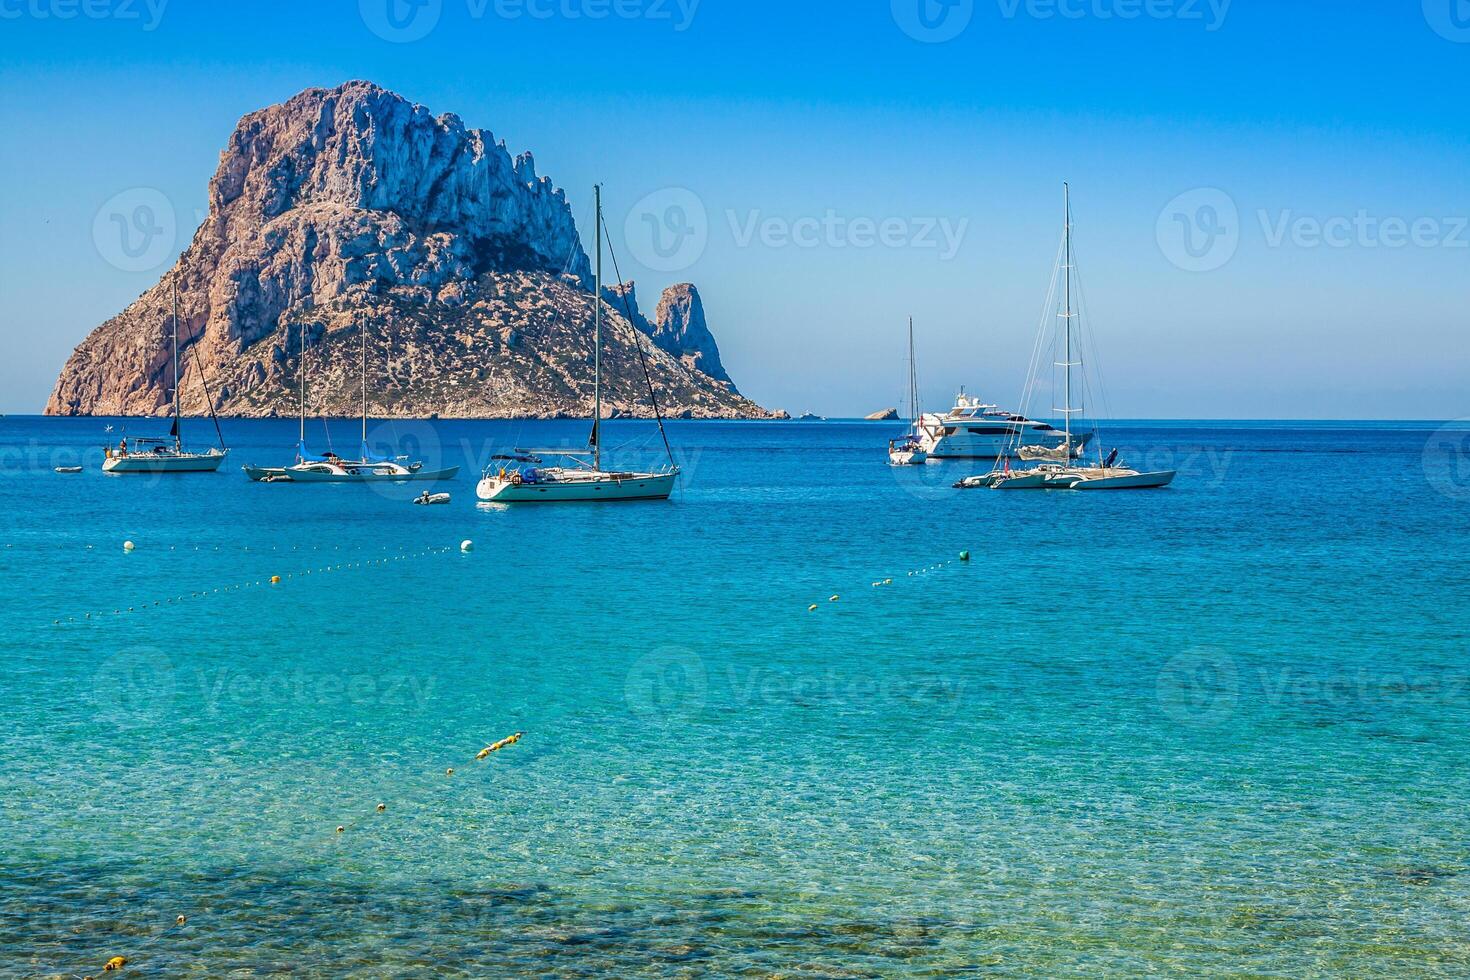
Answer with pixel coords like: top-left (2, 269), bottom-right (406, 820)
top-left (376, 803), bottom-right (386, 812)
top-left (270, 575), bottom-right (281, 584)
top-left (176, 914), bottom-right (187, 925)
top-left (829, 595), bottom-right (840, 602)
top-left (808, 604), bottom-right (818, 612)
top-left (336, 825), bottom-right (345, 834)
top-left (122, 540), bottom-right (135, 552)
top-left (446, 767), bottom-right (455, 776)
top-left (104, 956), bottom-right (127, 971)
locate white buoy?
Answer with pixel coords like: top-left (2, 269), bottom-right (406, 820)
top-left (123, 540), bottom-right (135, 552)
top-left (460, 539), bottom-right (474, 553)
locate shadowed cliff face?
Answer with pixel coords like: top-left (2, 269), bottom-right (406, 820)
top-left (652, 283), bottom-right (734, 391)
top-left (47, 81), bottom-right (770, 419)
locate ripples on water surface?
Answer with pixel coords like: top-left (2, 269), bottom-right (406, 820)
top-left (3, 417), bottom-right (1469, 977)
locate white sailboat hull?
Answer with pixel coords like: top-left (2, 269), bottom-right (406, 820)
top-left (992, 472), bottom-right (1052, 489)
top-left (283, 462), bottom-right (458, 483)
top-left (888, 449), bottom-right (928, 466)
top-left (102, 449), bottom-right (228, 473)
top-left (477, 470), bottom-right (676, 503)
top-left (242, 465), bottom-right (291, 482)
top-left (1072, 469), bottom-right (1176, 490)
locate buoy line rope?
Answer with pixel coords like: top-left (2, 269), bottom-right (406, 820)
top-left (67, 732), bottom-right (525, 978)
top-left (46, 544), bottom-right (460, 627)
top-left (808, 550), bottom-right (973, 613)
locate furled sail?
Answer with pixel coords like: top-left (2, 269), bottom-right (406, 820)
top-left (1018, 441), bottom-right (1083, 462)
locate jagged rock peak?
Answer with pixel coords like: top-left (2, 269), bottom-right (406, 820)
top-left (46, 82), bottom-right (767, 419)
top-left (652, 283), bottom-right (734, 390)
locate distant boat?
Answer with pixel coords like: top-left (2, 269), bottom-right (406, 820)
top-left (477, 185), bottom-right (679, 503)
top-left (102, 278), bottom-right (228, 474)
top-left (888, 317), bottom-right (928, 466)
top-left (987, 185), bottom-right (1174, 491)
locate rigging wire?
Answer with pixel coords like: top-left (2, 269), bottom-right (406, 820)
top-left (174, 300), bottom-right (228, 450)
top-left (598, 209), bottom-right (675, 468)
top-left (1005, 225), bottom-right (1067, 461)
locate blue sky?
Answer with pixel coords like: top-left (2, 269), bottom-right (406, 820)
top-left (1, 0), bottom-right (1466, 417)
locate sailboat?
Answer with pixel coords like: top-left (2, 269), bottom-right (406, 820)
top-left (243, 313), bottom-right (457, 483)
top-left (476, 185), bottom-right (680, 503)
top-left (887, 318), bottom-right (929, 466)
top-left (102, 279), bottom-right (229, 473)
top-left (988, 184), bottom-right (1174, 491)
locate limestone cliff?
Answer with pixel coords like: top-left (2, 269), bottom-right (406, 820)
top-left (652, 283), bottom-right (734, 390)
top-left (46, 81), bottom-right (771, 419)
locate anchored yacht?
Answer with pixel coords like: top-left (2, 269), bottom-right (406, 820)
top-left (971, 184), bottom-right (1174, 492)
top-left (476, 185), bottom-right (680, 504)
top-left (243, 306), bottom-right (457, 484)
top-left (916, 389), bottom-right (1086, 460)
top-left (887, 317), bottom-right (929, 466)
top-left (102, 278), bottom-right (229, 474)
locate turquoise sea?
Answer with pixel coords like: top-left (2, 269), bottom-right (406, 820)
top-left (3, 416), bottom-right (1469, 977)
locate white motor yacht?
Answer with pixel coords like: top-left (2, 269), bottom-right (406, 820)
top-left (917, 390), bottom-right (1086, 460)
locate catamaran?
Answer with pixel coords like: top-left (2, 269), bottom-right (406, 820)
top-left (103, 279), bottom-right (229, 473)
top-left (979, 185), bottom-right (1174, 491)
top-left (888, 318), bottom-right (929, 466)
top-left (476, 185), bottom-right (679, 504)
top-left (243, 311), bottom-right (457, 484)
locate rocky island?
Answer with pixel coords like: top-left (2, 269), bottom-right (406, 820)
top-left (46, 81), bottom-right (777, 420)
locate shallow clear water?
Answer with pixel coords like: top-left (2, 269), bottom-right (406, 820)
top-left (3, 416), bottom-right (1469, 977)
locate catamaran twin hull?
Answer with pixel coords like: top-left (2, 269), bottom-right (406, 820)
top-left (102, 450), bottom-right (229, 473)
top-left (243, 462), bottom-right (459, 483)
top-left (476, 470), bottom-right (677, 503)
top-left (990, 467), bottom-right (1176, 490)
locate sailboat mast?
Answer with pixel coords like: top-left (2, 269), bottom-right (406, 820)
top-left (361, 323), bottom-right (368, 445)
top-left (1063, 183), bottom-right (1073, 454)
top-left (908, 317), bottom-right (918, 422)
top-left (297, 306), bottom-right (306, 446)
top-left (171, 278), bottom-right (181, 451)
top-left (593, 183), bottom-right (602, 472)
